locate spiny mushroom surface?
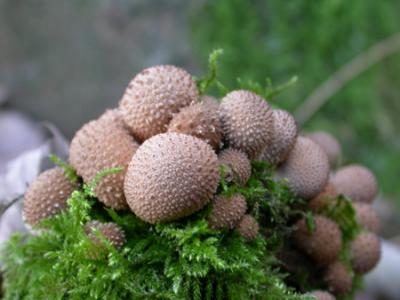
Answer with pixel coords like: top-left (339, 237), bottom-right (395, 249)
top-left (351, 232), bottom-right (381, 274)
top-left (308, 182), bottom-right (338, 213)
top-left (168, 100), bottom-right (222, 150)
top-left (332, 164), bottom-right (378, 204)
top-left (310, 290), bottom-right (336, 300)
top-left (124, 133), bottom-right (219, 224)
top-left (23, 167), bottom-right (78, 226)
top-left (201, 95), bottom-right (220, 111)
top-left (219, 90), bottom-right (273, 159)
top-left (236, 214), bottom-right (259, 240)
top-left (324, 261), bottom-right (352, 295)
top-left (293, 215), bottom-right (342, 265)
top-left (218, 148), bottom-right (251, 186)
top-left (353, 203), bottom-right (380, 233)
top-left (259, 109), bottom-right (298, 165)
top-left (307, 131), bottom-right (341, 166)
top-left (84, 221), bottom-right (126, 250)
top-left (277, 136), bottom-right (330, 199)
top-left (208, 194), bottom-right (247, 229)
top-left (119, 65), bottom-right (199, 141)
top-left (69, 110), bottom-right (139, 210)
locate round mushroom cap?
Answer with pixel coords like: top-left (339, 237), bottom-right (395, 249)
top-left (208, 194), bottom-right (247, 229)
top-left (201, 95), bottom-right (220, 111)
top-left (84, 221), bottom-right (126, 250)
top-left (119, 65), bottom-right (199, 141)
top-left (307, 131), bottom-right (341, 166)
top-left (219, 90), bottom-right (273, 159)
top-left (353, 203), bottom-right (380, 233)
top-left (236, 214), bottom-right (259, 240)
top-left (259, 109), bottom-right (298, 165)
top-left (332, 165), bottom-right (378, 204)
top-left (124, 133), bottom-right (219, 224)
top-left (309, 182), bottom-right (338, 213)
top-left (69, 110), bottom-right (139, 210)
top-left (310, 290), bottom-right (336, 300)
top-left (277, 136), bottom-right (330, 199)
top-left (23, 167), bottom-right (78, 226)
top-left (219, 148), bottom-right (251, 186)
top-left (168, 100), bottom-right (222, 150)
top-left (324, 261), bottom-right (352, 295)
top-left (351, 232), bottom-right (381, 274)
top-left (293, 215), bottom-right (342, 265)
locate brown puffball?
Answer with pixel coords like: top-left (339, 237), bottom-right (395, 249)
top-left (259, 109), bottom-right (298, 165)
top-left (84, 221), bottom-right (126, 250)
top-left (69, 110), bottom-right (139, 210)
top-left (168, 100), bottom-right (222, 150)
top-left (23, 167), bottom-right (78, 226)
top-left (119, 65), bottom-right (199, 141)
top-left (219, 90), bottom-right (274, 159)
top-left (353, 203), bottom-right (380, 233)
top-left (277, 136), bottom-right (330, 199)
top-left (219, 148), bottom-right (251, 186)
top-left (124, 133), bottom-right (219, 224)
top-left (208, 194), bottom-right (247, 229)
top-left (351, 232), bottom-right (381, 274)
top-left (332, 165), bottom-right (378, 204)
top-left (324, 261), bottom-right (352, 295)
top-left (292, 215), bottom-right (342, 265)
top-left (307, 131), bottom-right (341, 166)
top-left (310, 290), bottom-right (336, 300)
top-left (309, 182), bottom-right (338, 213)
top-left (236, 214), bottom-right (259, 240)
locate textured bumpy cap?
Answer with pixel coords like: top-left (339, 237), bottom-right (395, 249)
top-left (307, 131), bottom-right (341, 166)
top-left (23, 167), bottom-right (78, 226)
top-left (277, 136), bottom-right (330, 199)
top-left (168, 100), bottom-right (222, 150)
top-left (208, 194), bottom-right (247, 229)
top-left (353, 203), bottom-right (380, 233)
top-left (324, 261), bottom-right (352, 295)
top-left (332, 165), bottom-right (378, 204)
top-left (84, 221), bottom-right (126, 249)
top-left (119, 65), bottom-right (199, 141)
top-left (236, 214), bottom-right (259, 240)
top-left (293, 215), bottom-right (342, 265)
top-left (308, 182), bottom-right (338, 213)
top-left (219, 148), bottom-right (251, 186)
top-left (219, 90), bottom-right (274, 159)
top-left (124, 133), bottom-right (219, 224)
top-left (201, 95), bottom-right (220, 111)
top-left (351, 232), bottom-right (381, 274)
top-left (310, 290), bottom-right (336, 300)
top-left (69, 110), bottom-right (139, 210)
top-left (259, 109), bottom-right (298, 165)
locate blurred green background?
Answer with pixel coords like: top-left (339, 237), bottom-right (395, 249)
top-left (0, 0), bottom-right (399, 206)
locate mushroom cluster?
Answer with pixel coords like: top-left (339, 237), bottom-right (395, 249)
top-left (22, 64), bottom-right (381, 297)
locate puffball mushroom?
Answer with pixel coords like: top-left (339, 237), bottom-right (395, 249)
top-left (324, 261), bottom-right (352, 295)
top-left (277, 136), bottom-right (330, 199)
top-left (69, 109), bottom-right (139, 210)
top-left (353, 203), bottom-right (380, 233)
top-left (208, 194), bottom-right (247, 229)
top-left (119, 65), bottom-right (199, 141)
top-left (219, 90), bottom-right (274, 159)
top-left (236, 214), bottom-right (259, 240)
top-left (218, 148), bottom-right (251, 186)
top-left (332, 164), bottom-right (378, 204)
top-left (124, 133), bottom-right (219, 224)
top-left (84, 221), bottom-right (126, 250)
top-left (307, 131), bottom-right (341, 166)
top-left (259, 109), bottom-right (298, 165)
top-left (168, 100), bottom-right (222, 150)
top-left (292, 215), bottom-right (342, 265)
top-left (310, 290), bottom-right (336, 300)
top-left (308, 182), bottom-right (338, 213)
top-left (23, 167), bottom-right (78, 226)
top-left (351, 232), bottom-right (381, 274)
